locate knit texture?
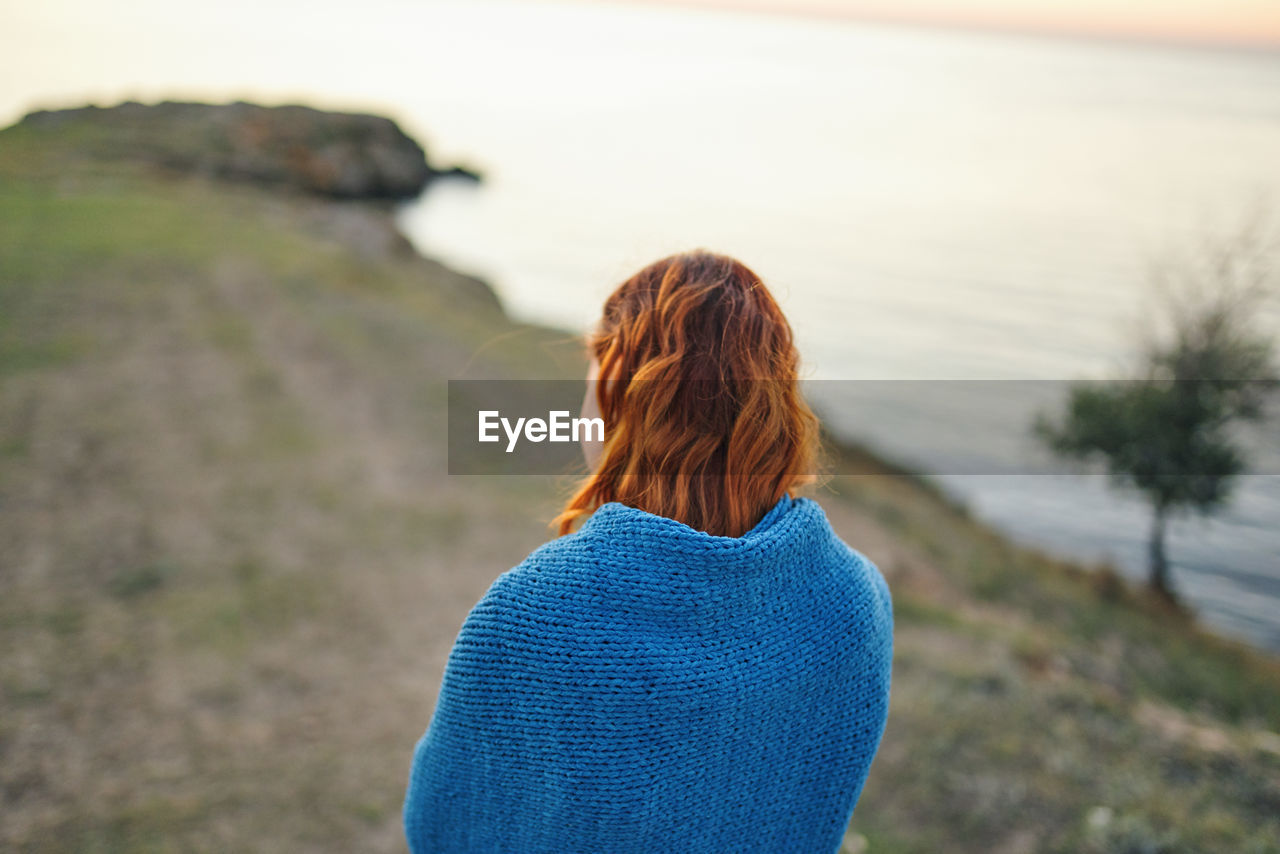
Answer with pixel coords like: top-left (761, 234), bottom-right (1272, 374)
top-left (403, 494), bottom-right (893, 854)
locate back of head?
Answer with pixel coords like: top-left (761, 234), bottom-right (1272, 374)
top-left (556, 250), bottom-right (820, 537)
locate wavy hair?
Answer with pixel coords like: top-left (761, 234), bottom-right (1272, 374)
top-left (554, 250), bottom-right (821, 538)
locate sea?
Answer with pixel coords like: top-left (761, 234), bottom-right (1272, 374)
top-left (3, 0), bottom-right (1278, 650)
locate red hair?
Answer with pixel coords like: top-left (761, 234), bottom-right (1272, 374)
top-left (554, 250), bottom-right (820, 537)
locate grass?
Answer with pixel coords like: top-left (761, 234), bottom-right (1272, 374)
top-left (826, 474), bottom-right (1280, 852)
top-left (2, 110), bottom-right (1278, 853)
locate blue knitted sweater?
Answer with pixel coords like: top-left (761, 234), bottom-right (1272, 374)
top-left (403, 494), bottom-right (893, 853)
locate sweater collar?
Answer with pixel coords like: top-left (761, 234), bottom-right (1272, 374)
top-left (576, 493), bottom-right (825, 569)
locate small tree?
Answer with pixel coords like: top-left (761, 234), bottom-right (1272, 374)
top-left (1034, 213), bottom-right (1278, 599)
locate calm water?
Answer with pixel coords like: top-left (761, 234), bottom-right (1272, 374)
top-left (4, 0), bottom-right (1279, 649)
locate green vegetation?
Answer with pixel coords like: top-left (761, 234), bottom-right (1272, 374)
top-left (1034, 220), bottom-right (1278, 597)
top-left (1, 110), bottom-right (1278, 853)
top-left (825, 473), bottom-right (1280, 853)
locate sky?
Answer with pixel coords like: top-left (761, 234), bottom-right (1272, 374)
top-left (630, 0), bottom-right (1280, 48)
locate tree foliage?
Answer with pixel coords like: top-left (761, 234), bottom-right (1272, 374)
top-left (1034, 210), bottom-right (1278, 596)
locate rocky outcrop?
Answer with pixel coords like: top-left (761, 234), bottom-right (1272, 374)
top-left (18, 100), bottom-right (476, 200)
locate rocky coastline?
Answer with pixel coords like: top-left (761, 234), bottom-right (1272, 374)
top-left (19, 99), bottom-right (481, 200)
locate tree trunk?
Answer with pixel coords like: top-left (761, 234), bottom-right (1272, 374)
top-left (1148, 502), bottom-right (1171, 598)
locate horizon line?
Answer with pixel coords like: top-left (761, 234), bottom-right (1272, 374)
top-left (597, 0), bottom-right (1280, 53)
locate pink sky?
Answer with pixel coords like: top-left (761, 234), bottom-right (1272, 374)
top-left (628, 0), bottom-right (1280, 48)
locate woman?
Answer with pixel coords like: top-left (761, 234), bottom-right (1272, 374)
top-left (404, 250), bottom-right (893, 853)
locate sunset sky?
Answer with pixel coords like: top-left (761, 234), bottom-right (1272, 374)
top-left (632, 0), bottom-right (1280, 47)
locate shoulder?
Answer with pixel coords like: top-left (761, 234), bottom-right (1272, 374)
top-left (474, 526), bottom-right (590, 604)
top-left (799, 497), bottom-right (894, 647)
top-left (797, 498), bottom-right (890, 592)
top-left (451, 529), bottom-right (597, 642)
top-left (836, 536), bottom-right (893, 625)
